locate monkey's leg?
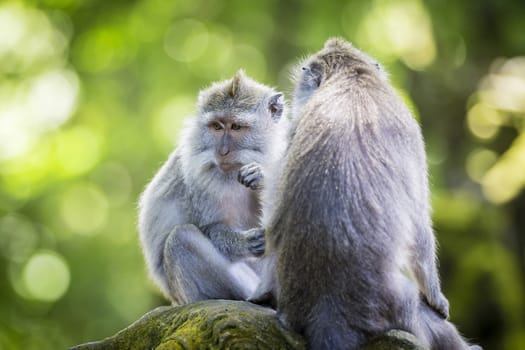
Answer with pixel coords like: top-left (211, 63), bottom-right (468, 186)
top-left (413, 225), bottom-right (450, 319)
top-left (248, 254), bottom-right (277, 307)
top-left (163, 224), bottom-right (260, 304)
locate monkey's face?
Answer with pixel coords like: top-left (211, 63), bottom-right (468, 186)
top-left (189, 71), bottom-right (285, 179)
top-left (293, 37), bottom-right (386, 111)
top-left (198, 92), bottom-right (284, 177)
top-left (205, 114), bottom-right (253, 174)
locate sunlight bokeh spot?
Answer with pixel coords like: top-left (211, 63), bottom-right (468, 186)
top-left (0, 69), bottom-right (79, 161)
top-left (55, 126), bottom-right (100, 177)
top-left (355, 0), bottom-right (436, 69)
top-left (59, 183), bottom-right (109, 235)
top-left (0, 3), bottom-right (67, 71)
top-left (480, 57), bottom-right (525, 113)
top-left (467, 103), bottom-right (502, 140)
top-left (0, 4), bottom-right (26, 56)
top-left (0, 4), bottom-right (76, 163)
top-left (466, 148), bottom-right (498, 183)
top-left (22, 250), bottom-right (70, 302)
top-left (27, 69), bottom-right (79, 130)
top-left (153, 96), bottom-right (195, 149)
top-left (467, 56), bottom-right (525, 203)
top-left (164, 19), bottom-right (209, 62)
top-left (0, 67), bottom-right (79, 161)
top-left (482, 133), bottom-right (525, 204)
top-left (0, 112), bottom-right (32, 161)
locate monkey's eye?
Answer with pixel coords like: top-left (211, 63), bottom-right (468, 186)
top-left (210, 122), bottom-right (223, 130)
top-left (231, 123), bottom-right (241, 131)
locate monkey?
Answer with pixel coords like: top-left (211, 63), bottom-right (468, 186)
top-left (255, 38), bottom-right (481, 349)
top-left (138, 70), bottom-right (289, 305)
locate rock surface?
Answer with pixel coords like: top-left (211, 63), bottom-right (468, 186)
top-left (69, 300), bottom-right (427, 350)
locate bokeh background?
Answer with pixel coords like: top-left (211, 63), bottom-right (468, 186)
top-left (0, 0), bottom-right (524, 349)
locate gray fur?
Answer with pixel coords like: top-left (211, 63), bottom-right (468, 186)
top-left (261, 38), bottom-right (480, 349)
top-left (138, 70), bottom-right (289, 304)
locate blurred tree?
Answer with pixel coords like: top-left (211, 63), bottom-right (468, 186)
top-left (0, 0), bottom-right (524, 349)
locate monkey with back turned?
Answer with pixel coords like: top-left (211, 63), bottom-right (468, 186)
top-left (256, 38), bottom-right (481, 350)
top-left (138, 70), bottom-right (288, 304)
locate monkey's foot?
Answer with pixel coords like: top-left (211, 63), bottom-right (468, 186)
top-left (249, 290), bottom-right (276, 309)
top-left (424, 292), bottom-right (449, 319)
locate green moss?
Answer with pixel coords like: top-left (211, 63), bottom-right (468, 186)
top-left (70, 301), bottom-right (428, 350)
top-left (70, 300), bottom-right (305, 350)
top-left (363, 330), bottom-right (428, 350)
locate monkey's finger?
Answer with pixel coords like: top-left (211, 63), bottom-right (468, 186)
top-left (240, 164), bottom-right (262, 178)
top-left (248, 239), bottom-right (265, 251)
top-left (238, 166), bottom-right (261, 179)
top-left (246, 166), bottom-right (262, 176)
top-left (244, 173), bottom-right (263, 188)
top-left (242, 169), bottom-right (261, 179)
top-left (238, 170), bottom-right (257, 186)
top-left (238, 165), bottom-right (256, 177)
top-left (237, 171), bottom-right (245, 184)
top-left (246, 230), bottom-right (265, 241)
top-left (247, 237), bottom-right (265, 247)
top-left (240, 162), bottom-right (260, 172)
top-left (249, 243), bottom-right (265, 256)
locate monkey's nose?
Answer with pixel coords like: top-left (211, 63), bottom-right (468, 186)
top-left (218, 146), bottom-right (230, 157)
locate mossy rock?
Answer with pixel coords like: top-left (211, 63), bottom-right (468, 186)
top-left (69, 300), bottom-right (427, 350)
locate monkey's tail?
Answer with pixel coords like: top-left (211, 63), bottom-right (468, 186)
top-left (417, 301), bottom-right (481, 350)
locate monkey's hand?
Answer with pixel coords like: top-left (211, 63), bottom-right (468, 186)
top-left (238, 162), bottom-right (263, 190)
top-left (423, 291), bottom-right (450, 319)
top-left (244, 228), bottom-right (265, 256)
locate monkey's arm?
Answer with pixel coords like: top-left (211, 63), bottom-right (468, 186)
top-left (202, 223), bottom-right (265, 260)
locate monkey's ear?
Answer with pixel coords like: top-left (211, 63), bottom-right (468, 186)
top-left (228, 70), bottom-right (245, 97)
top-left (268, 93), bottom-right (284, 122)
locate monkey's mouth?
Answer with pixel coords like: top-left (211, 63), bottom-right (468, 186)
top-left (218, 163), bottom-right (242, 173)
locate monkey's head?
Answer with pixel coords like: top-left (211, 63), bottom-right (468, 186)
top-left (293, 37), bottom-right (387, 111)
top-left (186, 70), bottom-right (286, 178)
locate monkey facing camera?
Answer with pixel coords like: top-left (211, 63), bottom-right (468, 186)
top-left (258, 38), bottom-right (481, 350)
top-left (138, 70), bottom-right (289, 305)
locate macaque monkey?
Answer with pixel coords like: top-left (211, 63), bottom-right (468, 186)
top-left (258, 38), bottom-right (480, 350)
top-left (139, 70), bottom-right (288, 304)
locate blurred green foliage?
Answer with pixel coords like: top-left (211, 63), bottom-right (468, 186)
top-left (0, 0), bottom-right (524, 349)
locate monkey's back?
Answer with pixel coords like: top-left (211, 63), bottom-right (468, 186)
top-left (271, 77), bottom-right (427, 340)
